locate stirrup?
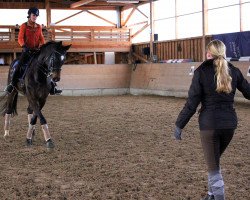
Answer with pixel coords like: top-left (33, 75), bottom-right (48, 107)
top-left (50, 88), bottom-right (62, 95)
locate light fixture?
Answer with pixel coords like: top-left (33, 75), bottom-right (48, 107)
top-left (107, 0), bottom-right (139, 3)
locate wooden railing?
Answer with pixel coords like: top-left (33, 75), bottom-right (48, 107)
top-left (132, 36), bottom-right (212, 62)
top-left (50, 26), bottom-right (130, 42)
top-left (0, 25), bottom-right (131, 52)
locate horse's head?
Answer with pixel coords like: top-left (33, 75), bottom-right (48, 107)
top-left (40, 41), bottom-right (71, 82)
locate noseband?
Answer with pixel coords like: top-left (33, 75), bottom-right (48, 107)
top-left (38, 49), bottom-right (65, 77)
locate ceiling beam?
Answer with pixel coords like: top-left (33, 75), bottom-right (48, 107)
top-left (54, 10), bottom-right (85, 25)
top-left (70, 0), bottom-right (96, 8)
top-left (87, 11), bottom-right (117, 26)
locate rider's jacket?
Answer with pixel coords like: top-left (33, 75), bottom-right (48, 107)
top-left (18, 20), bottom-right (45, 49)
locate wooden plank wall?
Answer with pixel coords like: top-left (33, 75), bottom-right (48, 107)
top-left (132, 36), bottom-right (212, 62)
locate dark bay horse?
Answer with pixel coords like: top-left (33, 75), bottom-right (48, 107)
top-left (0, 41), bottom-right (71, 149)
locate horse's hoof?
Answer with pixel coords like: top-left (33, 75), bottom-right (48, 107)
top-left (45, 139), bottom-right (55, 149)
top-left (26, 138), bottom-right (33, 147)
top-left (4, 130), bottom-right (10, 138)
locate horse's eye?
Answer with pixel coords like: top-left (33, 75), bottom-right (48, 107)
top-left (61, 55), bottom-right (65, 61)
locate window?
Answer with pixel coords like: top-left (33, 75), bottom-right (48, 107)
top-left (207, 5), bottom-right (240, 34)
top-left (155, 18), bottom-right (175, 41)
top-left (177, 13), bottom-right (202, 38)
top-left (241, 2), bottom-right (250, 31)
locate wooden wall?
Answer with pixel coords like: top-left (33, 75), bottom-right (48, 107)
top-left (132, 36), bottom-right (212, 62)
top-left (130, 62), bottom-right (250, 102)
top-left (0, 62), bottom-right (249, 103)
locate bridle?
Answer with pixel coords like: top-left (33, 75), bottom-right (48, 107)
top-left (37, 49), bottom-right (65, 77)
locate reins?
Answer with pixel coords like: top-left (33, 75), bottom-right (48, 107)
top-left (36, 49), bottom-right (64, 77)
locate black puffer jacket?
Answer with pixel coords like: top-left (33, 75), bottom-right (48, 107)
top-left (175, 59), bottom-right (250, 130)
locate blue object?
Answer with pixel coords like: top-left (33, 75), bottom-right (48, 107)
top-left (212, 31), bottom-right (250, 58)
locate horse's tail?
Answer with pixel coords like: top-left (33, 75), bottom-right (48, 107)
top-left (0, 60), bottom-right (19, 117)
top-left (0, 92), bottom-right (18, 117)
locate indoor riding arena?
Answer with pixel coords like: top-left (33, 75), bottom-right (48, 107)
top-left (0, 1), bottom-right (249, 200)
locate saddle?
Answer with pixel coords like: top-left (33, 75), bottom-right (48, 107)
top-left (10, 50), bottom-right (39, 87)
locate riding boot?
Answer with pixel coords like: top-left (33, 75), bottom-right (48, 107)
top-left (4, 69), bottom-right (19, 94)
top-left (50, 81), bottom-right (62, 95)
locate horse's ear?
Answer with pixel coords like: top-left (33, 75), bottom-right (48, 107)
top-left (64, 44), bottom-right (71, 51)
top-left (57, 41), bottom-right (63, 46)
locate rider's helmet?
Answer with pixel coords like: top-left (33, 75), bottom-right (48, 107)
top-left (27, 7), bottom-right (39, 18)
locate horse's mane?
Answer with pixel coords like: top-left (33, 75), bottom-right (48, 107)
top-left (40, 41), bottom-right (58, 51)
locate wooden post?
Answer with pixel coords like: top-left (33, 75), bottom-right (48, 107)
top-left (149, 0), bottom-right (154, 62)
top-left (94, 52), bottom-right (97, 64)
top-left (117, 6), bottom-right (121, 28)
top-left (45, 0), bottom-right (51, 27)
top-left (175, 0), bottom-right (178, 39)
top-left (202, 0), bottom-right (208, 61)
top-left (239, 0), bottom-right (243, 32)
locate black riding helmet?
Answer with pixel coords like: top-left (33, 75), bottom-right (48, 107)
top-left (27, 7), bottom-right (39, 18)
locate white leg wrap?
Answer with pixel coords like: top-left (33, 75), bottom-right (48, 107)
top-left (4, 130), bottom-right (10, 137)
top-left (28, 114), bottom-right (33, 124)
top-left (208, 170), bottom-right (225, 200)
top-left (27, 124), bottom-right (35, 139)
top-left (41, 124), bottom-right (51, 141)
top-left (4, 114), bottom-right (11, 137)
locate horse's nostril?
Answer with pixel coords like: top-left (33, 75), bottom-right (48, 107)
top-left (53, 77), bottom-right (60, 82)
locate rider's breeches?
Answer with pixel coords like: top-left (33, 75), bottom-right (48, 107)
top-left (10, 51), bottom-right (30, 85)
top-left (200, 129), bottom-right (234, 200)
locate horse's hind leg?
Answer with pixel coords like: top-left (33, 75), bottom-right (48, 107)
top-left (26, 106), bottom-right (36, 141)
top-left (4, 114), bottom-right (11, 138)
top-left (3, 91), bottom-right (18, 138)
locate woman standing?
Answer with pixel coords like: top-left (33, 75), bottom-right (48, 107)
top-left (174, 39), bottom-right (250, 200)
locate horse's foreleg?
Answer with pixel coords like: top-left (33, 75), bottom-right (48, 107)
top-left (33, 108), bottom-right (52, 141)
top-left (41, 124), bottom-right (51, 141)
top-left (29, 100), bottom-right (54, 148)
top-left (26, 114), bottom-right (37, 140)
top-left (28, 114), bottom-right (33, 124)
top-left (4, 114), bottom-right (11, 138)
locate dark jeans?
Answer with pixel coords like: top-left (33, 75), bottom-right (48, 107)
top-left (200, 129), bottom-right (234, 172)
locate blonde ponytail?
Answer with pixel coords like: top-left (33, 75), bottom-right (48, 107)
top-left (207, 40), bottom-right (232, 93)
top-left (214, 57), bottom-right (232, 93)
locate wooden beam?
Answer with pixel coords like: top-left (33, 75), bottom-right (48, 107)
top-left (136, 7), bottom-right (148, 19)
top-left (202, 0), bottom-right (208, 61)
top-left (0, 2), bottom-right (44, 9)
top-left (175, 0), bottom-right (178, 39)
top-left (50, 26), bottom-right (122, 30)
top-left (127, 20), bottom-right (148, 27)
top-left (54, 10), bottom-right (85, 25)
top-left (94, 52), bottom-right (97, 64)
top-left (239, 0), bottom-right (243, 32)
top-left (131, 23), bottom-right (149, 38)
top-left (122, 6), bottom-right (136, 27)
top-left (45, 0), bottom-right (51, 27)
top-left (122, 2), bottom-right (148, 11)
top-left (149, 0), bottom-right (154, 61)
top-left (87, 11), bottom-right (117, 26)
top-left (132, 52), bottom-right (149, 63)
top-left (70, 0), bottom-right (96, 8)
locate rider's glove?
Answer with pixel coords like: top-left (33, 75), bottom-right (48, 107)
top-left (22, 45), bottom-right (29, 52)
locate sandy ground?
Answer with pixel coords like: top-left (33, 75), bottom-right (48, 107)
top-left (0, 95), bottom-right (249, 200)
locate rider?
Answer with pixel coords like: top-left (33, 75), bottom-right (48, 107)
top-left (4, 7), bottom-right (62, 95)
